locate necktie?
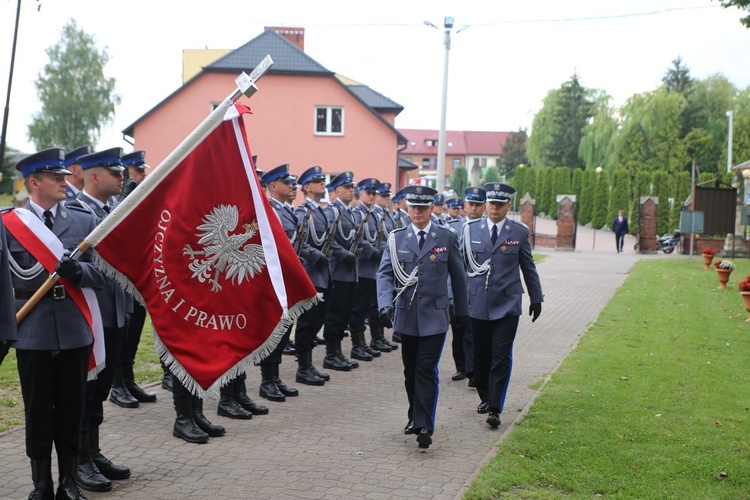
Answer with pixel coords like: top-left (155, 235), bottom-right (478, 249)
top-left (491, 224), bottom-right (498, 245)
top-left (102, 204), bottom-right (111, 214)
top-left (418, 230), bottom-right (426, 250)
top-left (43, 210), bottom-right (54, 230)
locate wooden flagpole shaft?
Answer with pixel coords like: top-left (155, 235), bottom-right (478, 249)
top-left (15, 54), bottom-right (274, 324)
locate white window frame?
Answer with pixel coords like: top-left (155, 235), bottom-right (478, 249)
top-left (314, 106), bottom-right (345, 136)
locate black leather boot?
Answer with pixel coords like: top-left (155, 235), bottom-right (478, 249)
top-left (58, 455), bottom-right (88, 500)
top-left (308, 352), bottom-right (330, 381)
top-left (123, 362), bottom-right (156, 403)
top-left (350, 330), bottom-right (374, 361)
top-left (323, 342), bottom-right (352, 371)
top-left (234, 377), bottom-right (269, 415)
top-left (370, 325), bottom-right (394, 353)
top-left (76, 433), bottom-right (111, 493)
top-left (336, 342), bottom-right (358, 369)
top-left (109, 366), bottom-right (139, 408)
top-left (296, 351), bottom-right (325, 385)
top-left (259, 364), bottom-right (286, 402)
top-left (392, 332), bottom-right (402, 343)
top-left (217, 384), bottom-right (253, 419)
top-left (161, 362), bottom-right (173, 391)
top-left (173, 397), bottom-right (209, 443)
top-left (190, 397), bottom-right (225, 438)
top-left (272, 364), bottom-right (298, 397)
top-left (28, 457), bottom-right (54, 500)
top-left (379, 324), bottom-right (399, 350)
top-left (89, 428), bottom-right (130, 480)
top-left (363, 341), bottom-right (381, 358)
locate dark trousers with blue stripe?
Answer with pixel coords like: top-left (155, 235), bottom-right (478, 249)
top-left (400, 332), bottom-right (446, 434)
top-left (471, 315), bottom-right (520, 413)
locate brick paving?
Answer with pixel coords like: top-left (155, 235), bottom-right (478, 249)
top-left (0, 219), bottom-right (645, 500)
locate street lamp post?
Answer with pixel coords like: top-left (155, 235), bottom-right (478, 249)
top-left (727, 110), bottom-right (734, 174)
top-left (425, 17), bottom-right (456, 195)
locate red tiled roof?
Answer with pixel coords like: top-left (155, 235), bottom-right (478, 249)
top-left (398, 129), bottom-right (509, 156)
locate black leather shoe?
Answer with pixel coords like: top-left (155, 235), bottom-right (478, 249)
top-left (323, 355), bottom-right (352, 371)
top-left (477, 401), bottom-right (490, 414)
top-left (76, 460), bottom-right (112, 492)
top-left (315, 336), bottom-right (326, 345)
top-left (91, 451), bottom-right (130, 480)
top-left (370, 339), bottom-right (392, 353)
top-left (296, 367), bottom-right (326, 385)
top-left (217, 399), bottom-right (253, 419)
top-left (282, 343), bottom-right (296, 356)
top-left (382, 337), bottom-right (399, 350)
top-left (363, 344), bottom-right (381, 357)
top-left (259, 381), bottom-right (286, 402)
top-left (416, 428), bottom-right (432, 449)
top-left (467, 377), bottom-right (476, 388)
top-left (125, 381), bottom-right (157, 403)
top-left (236, 393), bottom-right (269, 415)
top-left (351, 345), bottom-right (373, 361)
top-left (392, 332), bottom-right (402, 343)
top-left (404, 420), bottom-right (415, 435)
top-left (192, 413), bottom-right (225, 438)
top-left (274, 377), bottom-right (299, 397)
top-left (452, 371), bottom-right (466, 381)
top-left (108, 386), bottom-right (139, 409)
top-left (309, 365), bottom-right (330, 381)
top-left (487, 411), bottom-right (501, 428)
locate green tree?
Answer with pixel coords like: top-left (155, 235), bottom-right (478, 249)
top-left (512, 165), bottom-right (527, 209)
top-left (579, 93), bottom-right (618, 171)
top-left (499, 129), bottom-right (528, 177)
top-left (718, 0), bottom-right (750, 28)
top-left (482, 166), bottom-right (501, 184)
top-left (662, 56), bottom-right (695, 96)
top-left (670, 171), bottom-right (691, 231)
top-left (609, 169), bottom-right (631, 224)
top-left (652, 170), bottom-right (673, 235)
top-left (527, 73), bottom-right (595, 169)
top-left (733, 87), bottom-right (750, 165)
top-left (550, 166), bottom-right (571, 219)
top-left (571, 168), bottom-right (584, 206)
top-left (525, 168), bottom-right (539, 200)
top-left (591, 170), bottom-right (610, 229)
top-left (537, 167), bottom-right (553, 216)
top-left (578, 169), bottom-right (596, 226)
top-left (450, 165), bottom-right (468, 198)
top-left (28, 20), bottom-right (120, 149)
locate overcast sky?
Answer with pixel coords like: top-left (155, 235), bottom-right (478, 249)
top-left (0, 0), bottom-right (748, 156)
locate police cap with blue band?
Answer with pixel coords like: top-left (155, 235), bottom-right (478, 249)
top-left (484, 182), bottom-right (516, 203)
top-left (357, 178), bottom-right (380, 193)
top-left (377, 182), bottom-right (392, 196)
top-left (403, 185), bottom-right (437, 206)
top-left (78, 147), bottom-right (125, 172)
top-left (327, 171), bottom-right (355, 191)
top-left (122, 150), bottom-right (149, 170)
top-left (464, 186), bottom-right (487, 203)
top-left (63, 146), bottom-right (90, 168)
top-left (261, 164), bottom-right (291, 185)
top-left (445, 197), bottom-right (463, 208)
top-left (16, 148), bottom-right (70, 178)
top-left (298, 166), bottom-right (325, 185)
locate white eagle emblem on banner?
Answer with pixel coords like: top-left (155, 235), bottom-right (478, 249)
top-left (183, 205), bottom-right (266, 292)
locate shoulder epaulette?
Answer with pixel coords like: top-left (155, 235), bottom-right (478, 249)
top-left (509, 219), bottom-right (529, 230)
top-left (466, 218), bottom-right (483, 226)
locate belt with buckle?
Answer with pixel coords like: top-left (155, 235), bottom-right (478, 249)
top-left (14, 284), bottom-right (67, 301)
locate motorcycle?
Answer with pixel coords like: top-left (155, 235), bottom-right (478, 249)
top-left (656, 230), bottom-right (681, 254)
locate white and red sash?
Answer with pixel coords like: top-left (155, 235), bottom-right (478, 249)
top-left (2, 208), bottom-right (105, 378)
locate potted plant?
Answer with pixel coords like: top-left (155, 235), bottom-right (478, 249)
top-left (738, 275), bottom-right (750, 322)
top-left (714, 259), bottom-right (735, 289)
top-left (702, 247), bottom-right (716, 270)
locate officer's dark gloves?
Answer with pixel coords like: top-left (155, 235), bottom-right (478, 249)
top-left (342, 251), bottom-right (357, 267)
top-left (371, 249), bottom-right (382, 262)
top-left (55, 253), bottom-right (82, 283)
top-left (379, 307), bottom-right (393, 329)
top-left (121, 178), bottom-right (137, 199)
top-left (353, 246), bottom-right (364, 257)
top-left (529, 303), bottom-right (542, 322)
top-left (315, 253), bottom-right (330, 271)
top-left (454, 315), bottom-right (469, 332)
top-left (0, 341), bottom-right (12, 367)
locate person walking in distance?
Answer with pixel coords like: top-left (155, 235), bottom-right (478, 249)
top-left (612, 209), bottom-right (629, 253)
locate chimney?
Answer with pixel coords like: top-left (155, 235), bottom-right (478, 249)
top-left (264, 26), bottom-right (305, 51)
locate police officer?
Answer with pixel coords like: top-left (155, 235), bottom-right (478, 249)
top-left (431, 194), bottom-right (446, 225)
top-left (73, 148), bottom-right (131, 492)
top-left (445, 197), bottom-right (464, 223)
top-left (258, 164), bottom-right (300, 401)
top-left (463, 183), bottom-right (543, 428)
top-left (5, 148), bottom-right (105, 500)
top-left (293, 166), bottom-right (333, 385)
top-left (110, 150), bottom-right (158, 407)
top-left (348, 178), bottom-right (386, 361)
top-left (63, 146), bottom-right (90, 200)
top-left (445, 197), bottom-right (467, 381)
top-left (322, 172), bottom-right (360, 371)
top-left (462, 186), bottom-right (487, 386)
top-left (376, 185), bottom-right (468, 450)
top-left (393, 189), bottom-right (410, 229)
top-left (0, 216), bottom-right (14, 369)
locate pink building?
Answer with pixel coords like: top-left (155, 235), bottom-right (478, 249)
top-left (123, 27), bottom-right (407, 189)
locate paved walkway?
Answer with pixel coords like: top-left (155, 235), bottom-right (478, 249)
top-left (0, 229), bottom-right (644, 500)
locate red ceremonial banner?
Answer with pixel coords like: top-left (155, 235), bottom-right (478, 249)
top-left (93, 104), bottom-right (317, 396)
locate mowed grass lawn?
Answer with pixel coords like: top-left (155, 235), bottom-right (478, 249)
top-left (467, 257), bottom-right (750, 499)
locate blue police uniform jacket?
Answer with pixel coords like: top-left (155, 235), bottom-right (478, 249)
top-left (0, 218), bottom-right (17, 344)
top-left (352, 202), bottom-right (381, 280)
top-left (294, 199), bottom-right (333, 290)
top-left (325, 199), bottom-right (358, 283)
top-left (5, 204), bottom-right (106, 350)
top-left (377, 223), bottom-right (468, 337)
top-left (464, 218), bottom-right (543, 320)
top-left (71, 192), bottom-right (128, 329)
